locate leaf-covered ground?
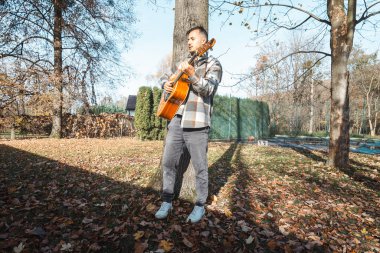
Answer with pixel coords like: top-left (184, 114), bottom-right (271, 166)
top-left (0, 138), bottom-right (379, 252)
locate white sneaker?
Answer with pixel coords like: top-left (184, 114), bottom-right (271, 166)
top-left (155, 202), bottom-right (172, 219)
top-left (186, 205), bottom-right (205, 223)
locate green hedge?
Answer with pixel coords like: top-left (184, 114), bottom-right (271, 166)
top-left (150, 87), bottom-right (166, 140)
top-left (135, 86), bottom-right (166, 140)
top-left (89, 105), bottom-right (125, 115)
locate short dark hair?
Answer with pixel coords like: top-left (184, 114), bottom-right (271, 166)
top-left (186, 26), bottom-right (208, 40)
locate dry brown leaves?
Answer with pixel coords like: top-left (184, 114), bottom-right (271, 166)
top-left (0, 138), bottom-right (379, 252)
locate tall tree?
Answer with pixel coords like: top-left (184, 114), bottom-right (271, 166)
top-left (51, 0), bottom-right (64, 138)
top-left (349, 49), bottom-right (380, 136)
top-left (249, 39), bottom-right (325, 135)
top-left (172, 0), bottom-right (209, 72)
top-left (0, 0), bottom-right (136, 138)
top-left (148, 0), bottom-right (209, 200)
top-left (213, 0), bottom-right (380, 168)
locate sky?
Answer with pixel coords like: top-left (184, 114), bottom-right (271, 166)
top-left (116, 1), bottom-right (263, 99)
top-left (113, 0), bottom-right (380, 101)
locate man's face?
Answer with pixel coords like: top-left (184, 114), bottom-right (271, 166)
top-left (187, 29), bottom-right (207, 54)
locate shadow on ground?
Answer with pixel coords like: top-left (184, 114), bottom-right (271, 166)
top-left (1, 143), bottom-right (372, 252)
top-left (289, 146), bottom-right (380, 192)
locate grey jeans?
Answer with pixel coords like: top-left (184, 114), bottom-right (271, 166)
top-left (162, 115), bottom-right (209, 205)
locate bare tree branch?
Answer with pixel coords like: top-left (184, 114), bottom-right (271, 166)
top-left (356, 1), bottom-right (380, 24)
top-left (269, 15), bottom-right (312, 30)
top-left (221, 1), bottom-right (331, 25)
top-left (220, 50), bottom-right (330, 88)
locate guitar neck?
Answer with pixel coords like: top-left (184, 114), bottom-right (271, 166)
top-left (172, 53), bottom-right (198, 84)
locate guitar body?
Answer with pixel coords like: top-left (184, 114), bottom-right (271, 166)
top-left (156, 38), bottom-right (216, 121)
top-left (156, 74), bottom-right (189, 120)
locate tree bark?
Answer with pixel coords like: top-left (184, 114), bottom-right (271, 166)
top-left (50, 0), bottom-right (64, 138)
top-left (326, 0), bottom-right (355, 168)
top-left (81, 65), bottom-right (91, 114)
top-left (10, 123), bottom-right (15, 140)
top-left (309, 78), bottom-right (314, 134)
top-left (374, 96), bottom-right (379, 135)
top-left (172, 0), bottom-right (209, 72)
top-left (366, 91), bottom-right (375, 136)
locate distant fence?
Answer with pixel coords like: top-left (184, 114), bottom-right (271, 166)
top-left (210, 96), bottom-right (270, 141)
top-left (0, 114), bottom-right (135, 139)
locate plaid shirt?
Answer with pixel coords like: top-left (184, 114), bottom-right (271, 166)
top-left (160, 54), bottom-right (223, 128)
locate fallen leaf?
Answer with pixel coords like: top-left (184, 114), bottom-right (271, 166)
top-left (90, 224), bottom-right (104, 232)
top-left (245, 235), bottom-right (254, 244)
top-left (171, 224), bottom-right (182, 232)
top-left (26, 227), bottom-right (47, 238)
top-left (89, 243), bottom-right (101, 251)
top-left (267, 240), bottom-right (277, 250)
top-left (134, 231), bottom-right (144, 240)
top-left (122, 204), bottom-right (128, 212)
top-left (139, 220), bottom-right (151, 227)
top-left (102, 228), bottom-right (113, 236)
top-left (159, 240), bottom-right (174, 252)
top-left (241, 225), bottom-right (252, 232)
top-left (134, 241), bottom-right (148, 253)
top-left (146, 203), bottom-right (156, 213)
top-left (279, 225), bottom-right (289, 236)
top-left (183, 238), bottom-right (193, 248)
top-left (8, 186), bottom-right (18, 193)
top-left (82, 217), bottom-right (93, 224)
top-left (260, 229), bottom-right (275, 237)
top-left (200, 231), bottom-right (210, 237)
top-left (60, 242), bottom-right (72, 251)
top-left (0, 233), bottom-right (9, 239)
top-left (13, 242), bottom-right (24, 253)
top-left (224, 207), bottom-right (233, 218)
top-left (211, 195), bottom-right (218, 205)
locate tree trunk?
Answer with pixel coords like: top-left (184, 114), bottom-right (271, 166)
top-left (10, 123), bottom-right (15, 140)
top-left (171, 0), bottom-right (209, 72)
top-left (171, 0), bottom-right (208, 200)
top-left (326, 0), bottom-right (355, 168)
top-left (309, 78), bottom-right (314, 134)
top-left (366, 92), bottom-right (375, 136)
top-left (353, 101), bottom-right (359, 135)
top-left (50, 0), bottom-right (64, 138)
top-left (81, 66), bottom-right (91, 114)
top-left (374, 96), bottom-right (379, 135)
top-left (328, 57), bottom-right (350, 167)
top-left (359, 97), bottom-right (366, 135)
top-left (375, 111), bottom-right (378, 135)
top-left (90, 74), bottom-right (97, 105)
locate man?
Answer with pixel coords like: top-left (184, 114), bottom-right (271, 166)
top-left (155, 26), bottom-right (223, 223)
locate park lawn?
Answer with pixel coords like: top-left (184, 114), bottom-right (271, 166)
top-left (0, 137), bottom-right (379, 252)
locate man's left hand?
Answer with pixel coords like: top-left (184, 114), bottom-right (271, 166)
top-left (178, 62), bottom-right (195, 77)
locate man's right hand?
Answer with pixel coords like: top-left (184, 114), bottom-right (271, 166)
top-left (163, 75), bottom-right (176, 93)
top-left (164, 81), bottom-right (174, 93)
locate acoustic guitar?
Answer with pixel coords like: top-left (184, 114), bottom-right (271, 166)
top-left (156, 38), bottom-right (216, 120)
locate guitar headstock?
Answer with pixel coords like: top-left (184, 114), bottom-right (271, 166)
top-left (197, 38), bottom-right (216, 56)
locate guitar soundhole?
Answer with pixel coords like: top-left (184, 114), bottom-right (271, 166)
top-left (164, 91), bottom-right (170, 102)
